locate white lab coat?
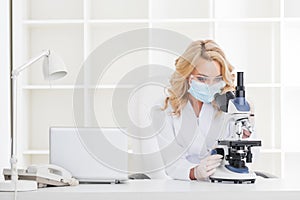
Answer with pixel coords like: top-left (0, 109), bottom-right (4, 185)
top-left (151, 100), bottom-right (232, 181)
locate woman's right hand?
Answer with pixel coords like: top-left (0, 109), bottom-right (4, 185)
top-left (193, 154), bottom-right (223, 180)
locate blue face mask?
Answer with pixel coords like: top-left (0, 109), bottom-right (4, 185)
top-left (188, 80), bottom-right (226, 103)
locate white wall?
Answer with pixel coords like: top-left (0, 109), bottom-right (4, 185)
top-left (0, 0), bottom-right (11, 180)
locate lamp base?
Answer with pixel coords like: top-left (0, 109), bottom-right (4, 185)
top-left (0, 180), bottom-right (37, 191)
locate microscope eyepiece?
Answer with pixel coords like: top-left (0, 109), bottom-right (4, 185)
top-left (237, 72), bottom-right (244, 87)
top-left (236, 72), bottom-right (245, 98)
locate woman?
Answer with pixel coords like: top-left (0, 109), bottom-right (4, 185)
top-left (153, 40), bottom-right (252, 181)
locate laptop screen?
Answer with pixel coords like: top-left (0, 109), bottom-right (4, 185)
top-left (49, 127), bottom-right (128, 182)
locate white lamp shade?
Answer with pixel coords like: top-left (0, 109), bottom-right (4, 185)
top-left (43, 51), bottom-right (68, 80)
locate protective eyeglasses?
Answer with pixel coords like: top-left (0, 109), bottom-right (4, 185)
top-left (190, 74), bottom-right (223, 85)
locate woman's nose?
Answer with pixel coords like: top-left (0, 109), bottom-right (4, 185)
top-left (206, 79), bottom-right (214, 85)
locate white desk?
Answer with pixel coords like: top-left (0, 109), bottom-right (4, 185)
top-left (0, 178), bottom-right (300, 200)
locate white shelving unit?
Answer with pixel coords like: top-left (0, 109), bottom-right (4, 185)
top-left (12, 0), bottom-right (300, 178)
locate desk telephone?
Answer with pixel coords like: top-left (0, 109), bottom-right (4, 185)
top-left (3, 164), bottom-right (79, 188)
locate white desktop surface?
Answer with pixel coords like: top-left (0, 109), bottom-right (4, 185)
top-left (0, 178), bottom-right (299, 200)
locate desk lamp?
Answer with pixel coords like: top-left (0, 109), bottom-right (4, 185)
top-left (0, 50), bottom-right (67, 191)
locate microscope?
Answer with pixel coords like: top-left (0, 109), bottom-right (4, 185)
top-left (209, 72), bottom-right (261, 184)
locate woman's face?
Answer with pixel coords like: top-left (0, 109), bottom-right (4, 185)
top-left (190, 58), bottom-right (222, 85)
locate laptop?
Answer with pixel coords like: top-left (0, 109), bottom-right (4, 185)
top-left (49, 127), bottom-right (128, 183)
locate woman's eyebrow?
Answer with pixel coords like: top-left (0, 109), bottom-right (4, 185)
top-left (197, 73), bottom-right (222, 77)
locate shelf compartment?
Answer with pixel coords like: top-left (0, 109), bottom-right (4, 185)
top-left (215, 22), bottom-right (280, 84)
top-left (25, 90), bottom-right (76, 150)
top-left (26, 0), bottom-right (83, 20)
top-left (82, 88), bottom-right (143, 128)
top-left (151, 0), bottom-right (211, 19)
top-left (86, 23), bottom-right (149, 87)
top-left (92, 89), bottom-right (134, 127)
top-left (284, 152), bottom-right (300, 179)
top-left (247, 87), bottom-right (281, 149)
top-left (89, 0), bottom-right (148, 20)
top-left (87, 23), bottom-right (148, 55)
top-left (30, 155), bottom-right (50, 165)
top-left (214, 0), bottom-right (280, 18)
top-left (283, 22), bottom-right (300, 85)
top-left (84, 46), bottom-right (149, 86)
top-left (148, 49), bottom-right (178, 72)
top-left (282, 87), bottom-right (300, 152)
top-left (152, 22), bottom-right (214, 41)
top-left (284, 0), bottom-right (300, 18)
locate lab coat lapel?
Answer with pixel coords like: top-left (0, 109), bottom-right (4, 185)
top-left (172, 103), bottom-right (199, 149)
top-left (204, 111), bottom-right (227, 151)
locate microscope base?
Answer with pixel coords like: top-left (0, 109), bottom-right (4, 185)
top-left (210, 166), bottom-right (256, 184)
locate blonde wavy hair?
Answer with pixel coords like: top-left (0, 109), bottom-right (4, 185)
top-left (162, 40), bottom-right (235, 116)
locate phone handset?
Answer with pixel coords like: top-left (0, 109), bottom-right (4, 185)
top-left (27, 164), bottom-right (71, 180)
top-left (26, 164), bottom-right (79, 186)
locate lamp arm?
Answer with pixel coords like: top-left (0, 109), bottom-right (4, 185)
top-left (11, 49), bottom-right (50, 78)
top-left (10, 49), bottom-right (50, 182)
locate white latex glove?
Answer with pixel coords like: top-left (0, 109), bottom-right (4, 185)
top-left (194, 154), bottom-right (223, 180)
